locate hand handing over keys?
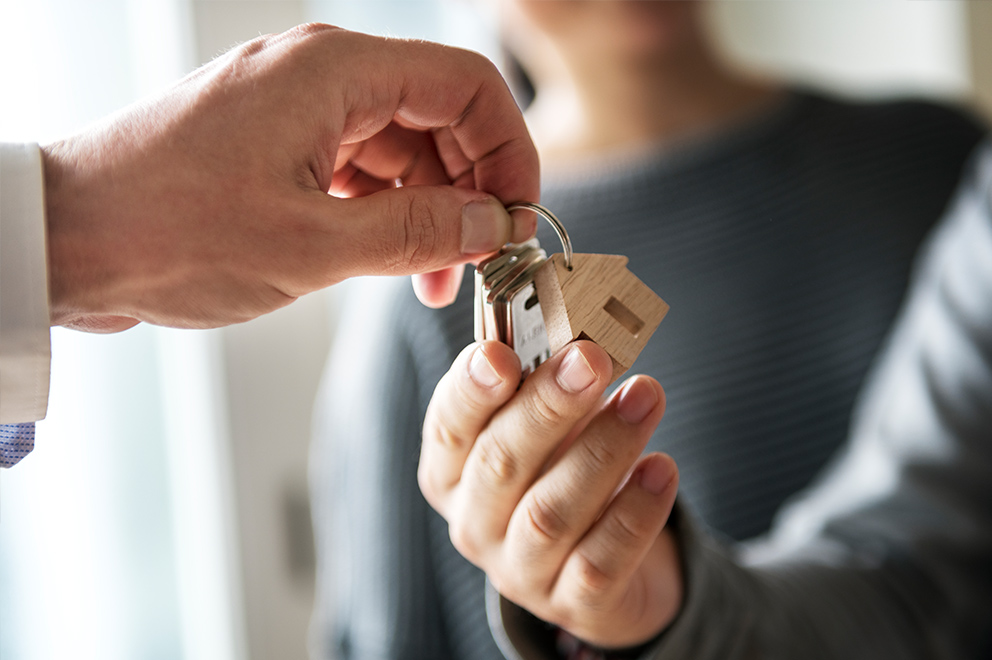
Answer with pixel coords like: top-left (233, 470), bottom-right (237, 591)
top-left (42, 24), bottom-right (538, 333)
top-left (418, 339), bottom-right (684, 649)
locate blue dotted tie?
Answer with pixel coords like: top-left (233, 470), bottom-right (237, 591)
top-left (0, 423), bottom-right (35, 467)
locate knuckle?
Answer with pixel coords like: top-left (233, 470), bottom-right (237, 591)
top-left (199, 38), bottom-right (267, 95)
top-left (491, 571), bottom-right (529, 610)
top-left (447, 519), bottom-right (481, 562)
top-left (472, 434), bottom-right (519, 487)
top-left (435, 424), bottom-right (469, 453)
top-left (388, 193), bottom-right (440, 273)
top-left (233, 34), bottom-right (270, 60)
top-left (218, 25), bottom-right (343, 94)
top-left (523, 491), bottom-right (571, 546)
top-left (603, 509), bottom-right (647, 549)
top-left (487, 570), bottom-right (511, 599)
top-left (575, 437), bottom-right (621, 476)
top-left (519, 387), bottom-right (566, 430)
top-left (202, 33), bottom-right (280, 98)
top-left (569, 552), bottom-right (616, 607)
top-left (465, 51), bottom-right (501, 84)
top-left (416, 462), bottom-right (438, 506)
top-left (286, 22), bottom-right (338, 40)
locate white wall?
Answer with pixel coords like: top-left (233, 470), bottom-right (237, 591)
top-left (709, 1), bottom-right (971, 102)
top-left (0, 3), bottom-right (240, 660)
top-left (187, 6), bottom-right (323, 660)
top-left (969, 2), bottom-right (992, 118)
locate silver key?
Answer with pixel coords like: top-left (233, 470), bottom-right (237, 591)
top-left (474, 203), bottom-right (573, 379)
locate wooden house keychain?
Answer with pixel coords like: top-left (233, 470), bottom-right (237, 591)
top-left (474, 202), bottom-right (669, 384)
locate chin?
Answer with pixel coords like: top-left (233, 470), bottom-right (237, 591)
top-left (604, 1), bottom-right (700, 56)
top-left (519, 0), bottom-right (701, 60)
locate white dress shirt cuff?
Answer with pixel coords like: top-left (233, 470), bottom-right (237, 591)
top-left (0, 142), bottom-right (51, 423)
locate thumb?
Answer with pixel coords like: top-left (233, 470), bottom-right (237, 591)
top-left (328, 186), bottom-right (530, 278)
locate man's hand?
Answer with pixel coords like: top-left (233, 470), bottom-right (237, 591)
top-left (419, 340), bottom-right (684, 650)
top-left (42, 25), bottom-right (539, 333)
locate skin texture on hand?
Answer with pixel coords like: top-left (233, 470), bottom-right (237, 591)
top-left (419, 340), bottom-right (684, 649)
top-left (42, 24), bottom-right (539, 333)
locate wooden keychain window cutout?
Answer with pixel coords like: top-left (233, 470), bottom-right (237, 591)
top-left (475, 203), bottom-right (668, 384)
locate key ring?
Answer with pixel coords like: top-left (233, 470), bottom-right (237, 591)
top-left (506, 202), bottom-right (573, 271)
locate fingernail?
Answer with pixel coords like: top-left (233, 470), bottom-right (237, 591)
top-left (639, 458), bottom-right (675, 496)
top-left (462, 200), bottom-right (511, 254)
top-left (557, 346), bottom-right (597, 393)
top-left (469, 346), bottom-right (503, 388)
top-left (615, 377), bottom-right (658, 425)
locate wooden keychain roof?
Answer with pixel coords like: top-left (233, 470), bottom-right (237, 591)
top-left (507, 202), bottom-right (670, 385)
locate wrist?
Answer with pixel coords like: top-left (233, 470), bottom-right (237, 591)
top-left (41, 140), bottom-right (139, 332)
top-left (42, 139), bottom-right (81, 325)
top-left (555, 628), bottom-right (662, 660)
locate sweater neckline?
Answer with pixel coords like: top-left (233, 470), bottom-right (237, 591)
top-left (539, 89), bottom-right (812, 191)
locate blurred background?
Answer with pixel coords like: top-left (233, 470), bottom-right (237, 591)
top-left (0, 1), bottom-right (989, 659)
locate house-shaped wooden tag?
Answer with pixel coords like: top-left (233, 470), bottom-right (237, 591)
top-left (534, 253), bottom-right (669, 384)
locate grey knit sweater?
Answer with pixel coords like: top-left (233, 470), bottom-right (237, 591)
top-left (309, 91), bottom-right (986, 660)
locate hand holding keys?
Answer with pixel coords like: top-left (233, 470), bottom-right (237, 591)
top-left (427, 206), bottom-right (680, 648)
top-left (474, 203), bottom-right (669, 383)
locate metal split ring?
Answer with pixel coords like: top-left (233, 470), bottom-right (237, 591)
top-left (506, 202), bottom-right (573, 271)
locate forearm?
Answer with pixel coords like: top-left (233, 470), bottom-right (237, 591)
top-left (495, 499), bottom-right (987, 660)
top-left (661, 165), bottom-right (992, 658)
top-left (655, 510), bottom-right (942, 660)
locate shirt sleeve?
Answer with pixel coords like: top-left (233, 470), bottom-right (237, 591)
top-left (492, 138), bottom-right (992, 659)
top-left (0, 142), bottom-right (51, 423)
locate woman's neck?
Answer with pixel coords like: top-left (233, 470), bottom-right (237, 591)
top-left (526, 39), bottom-right (780, 167)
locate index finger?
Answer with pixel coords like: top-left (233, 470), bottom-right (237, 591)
top-left (420, 341), bottom-right (522, 513)
top-left (455, 342), bottom-right (613, 545)
top-left (332, 29), bottom-right (541, 205)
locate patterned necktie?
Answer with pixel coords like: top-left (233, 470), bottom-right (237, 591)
top-left (0, 423), bottom-right (35, 468)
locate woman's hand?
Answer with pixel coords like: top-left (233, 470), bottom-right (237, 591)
top-left (419, 340), bottom-right (683, 649)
